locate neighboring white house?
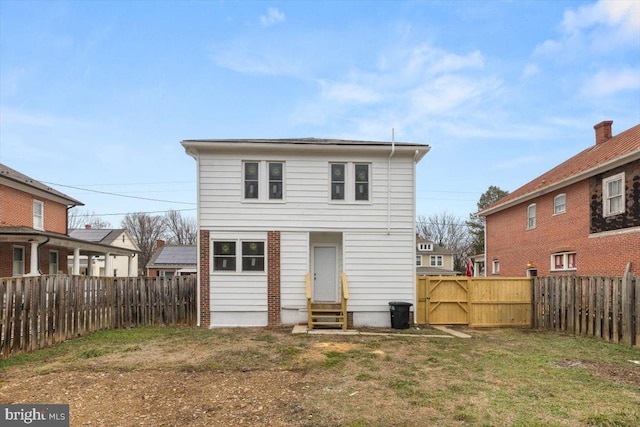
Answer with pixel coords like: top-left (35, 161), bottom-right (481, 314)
top-left (416, 239), bottom-right (458, 276)
top-left (67, 227), bottom-right (140, 277)
top-left (182, 138), bottom-right (430, 328)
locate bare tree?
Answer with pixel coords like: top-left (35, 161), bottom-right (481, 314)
top-left (121, 213), bottom-right (167, 275)
top-left (417, 211), bottom-right (472, 272)
top-left (164, 210), bottom-right (197, 245)
top-left (68, 209), bottom-right (111, 230)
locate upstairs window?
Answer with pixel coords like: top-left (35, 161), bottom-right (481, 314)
top-left (418, 243), bottom-right (433, 251)
top-left (551, 251), bottom-right (577, 271)
top-left (33, 200), bottom-right (44, 230)
top-left (330, 163), bottom-right (345, 200)
top-left (430, 255), bottom-right (443, 267)
top-left (527, 204), bottom-right (536, 230)
top-left (554, 194), bottom-right (566, 215)
top-left (244, 162), bottom-right (259, 199)
top-left (268, 162), bottom-right (283, 200)
top-left (603, 173), bottom-right (624, 217)
top-left (243, 161), bottom-right (285, 201)
top-left (416, 255), bottom-right (422, 266)
top-left (13, 246), bottom-right (25, 276)
top-left (355, 164), bottom-right (369, 201)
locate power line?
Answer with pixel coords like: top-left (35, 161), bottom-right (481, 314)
top-left (71, 208), bottom-right (198, 217)
top-left (42, 181), bottom-right (196, 205)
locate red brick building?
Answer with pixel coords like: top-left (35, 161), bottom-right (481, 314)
top-left (479, 121), bottom-right (639, 277)
top-left (1, 163), bottom-right (138, 277)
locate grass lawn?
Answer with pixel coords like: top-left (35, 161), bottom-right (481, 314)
top-left (1, 326), bottom-right (639, 426)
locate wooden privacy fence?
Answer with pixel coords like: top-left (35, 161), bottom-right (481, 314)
top-left (0, 275), bottom-right (197, 359)
top-left (417, 276), bottom-right (531, 327)
top-left (532, 274), bottom-right (639, 347)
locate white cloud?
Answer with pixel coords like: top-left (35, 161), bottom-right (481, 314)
top-left (260, 8), bottom-right (285, 27)
top-left (404, 44), bottom-right (484, 77)
top-left (0, 107), bottom-right (90, 128)
top-left (521, 63), bottom-right (540, 79)
top-left (581, 67), bottom-right (640, 96)
top-left (319, 81), bottom-right (380, 103)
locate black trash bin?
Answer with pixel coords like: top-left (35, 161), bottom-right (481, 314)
top-left (388, 301), bottom-right (412, 329)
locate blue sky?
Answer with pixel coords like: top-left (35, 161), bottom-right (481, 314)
top-left (1, 0), bottom-right (639, 227)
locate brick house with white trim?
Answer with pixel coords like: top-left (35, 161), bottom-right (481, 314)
top-left (479, 121), bottom-right (639, 277)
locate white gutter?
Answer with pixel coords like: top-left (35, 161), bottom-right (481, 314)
top-left (387, 129), bottom-right (396, 235)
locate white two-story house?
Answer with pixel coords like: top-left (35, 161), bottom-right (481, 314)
top-left (182, 138), bottom-right (430, 328)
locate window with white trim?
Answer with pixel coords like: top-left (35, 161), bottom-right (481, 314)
top-left (430, 255), bottom-right (443, 267)
top-left (418, 243), bottom-right (433, 251)
top-left (603, 173), bottom-right (624, 217)
top-left (33, 200), bottom-right (44, 230)
top-left (354, 164), bottom-right (369, 201)
top-left (49, 251), bottom-right (59, 274)
top-left (527, 203), bottom-right (536, 230)
top-left (551, 251), bottom-right (577, 271)
top-left (416, 255), bottom-right (422, 266)
top-left (328, 162), bottom-right (371, 202)
top-left (243, 161), bottom-right (285, 201)
top-left (213, 240), bottom-right (265, 273)
top-left (554, 194), bottom-right (566, 215)
top-left (492, 260), bottom-right (500, 275)
top-left (13, 246), bottom-right (25, 276)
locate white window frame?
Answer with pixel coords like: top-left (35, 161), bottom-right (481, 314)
top-left (212, 239), bottom-right (267, 274)
top-left (242, 161), bottom-right (285, 202)
top-left (49, 250), bottom-right (59, 274)
top-left (603, 172), bottom-right (624, 217)
top-left (13, 246), bottom-right (25, 276)
top-left (492, 260), bottom-right (500, 275)
top-left (330, 163), bottom-right (346, 201)
top-left (550, 251), bottom-right (577, 272)
top-left (429, 255), bottom-right (443, 267)
top-left (527, 203), bottom-right (536, 230)
top-left (418, 243), bottom-right (433, 251)
top-left (33, 200), bottom-right (44, 230)
top-left (328, 162), bottom-right (372, 203)
top-left (553, 194), bottom-right (566, 215)
top-left (416, 255), bottom-right (422, 266)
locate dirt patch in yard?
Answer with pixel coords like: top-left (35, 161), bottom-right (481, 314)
top-left (1, 326), bottom-right (639, 427)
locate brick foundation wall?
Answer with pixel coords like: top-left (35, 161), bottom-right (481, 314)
top-left (267, 231), bottom-right (281, 327)
top-left (487, 179), bottom-right (640, 276)
top-left (199, 230), bottom-right (210, 327)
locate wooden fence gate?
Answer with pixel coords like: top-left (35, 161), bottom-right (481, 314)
top-left (417, 276), bottom-right (532, 327)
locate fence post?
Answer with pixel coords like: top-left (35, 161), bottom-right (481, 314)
top-left (621, 264), bottom-right (632, 347)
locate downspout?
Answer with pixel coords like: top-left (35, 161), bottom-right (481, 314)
top-left (185, 147), bottom-right (202, 327)
top-left (37, 237), bottom-right (50, 275)
top-left (387, 129), bottom-right (395, 235)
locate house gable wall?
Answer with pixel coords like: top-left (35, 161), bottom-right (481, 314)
top-left (0, 184), bottom-right (68, 234)
top-left (487, 177), bottom-right (639, 277)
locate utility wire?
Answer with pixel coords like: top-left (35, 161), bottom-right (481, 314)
top-left (42, 181), bottom-right (196, 205)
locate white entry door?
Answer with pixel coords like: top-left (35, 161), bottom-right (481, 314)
top-left (313, 246), bottom-right (338, 302)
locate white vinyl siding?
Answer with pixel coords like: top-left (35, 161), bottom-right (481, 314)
top-left (199, 153), bottom-right (414, 231)
top-left (603, 173), bottom-right (624, 217)
top-left (280, 232), bottom-right (309, 309)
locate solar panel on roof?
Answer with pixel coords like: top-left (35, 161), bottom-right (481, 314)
top-left (154, 246), bottom-right (197, 265)
top-left (69, 229), bottom-right (112, 242)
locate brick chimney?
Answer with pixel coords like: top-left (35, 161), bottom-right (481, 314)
top-left (594, 120), bottom-right (613, 145)
top-left (156, 239), bottom-right (165, 249)
top-left (84, 224), bottom-right (92, 229)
